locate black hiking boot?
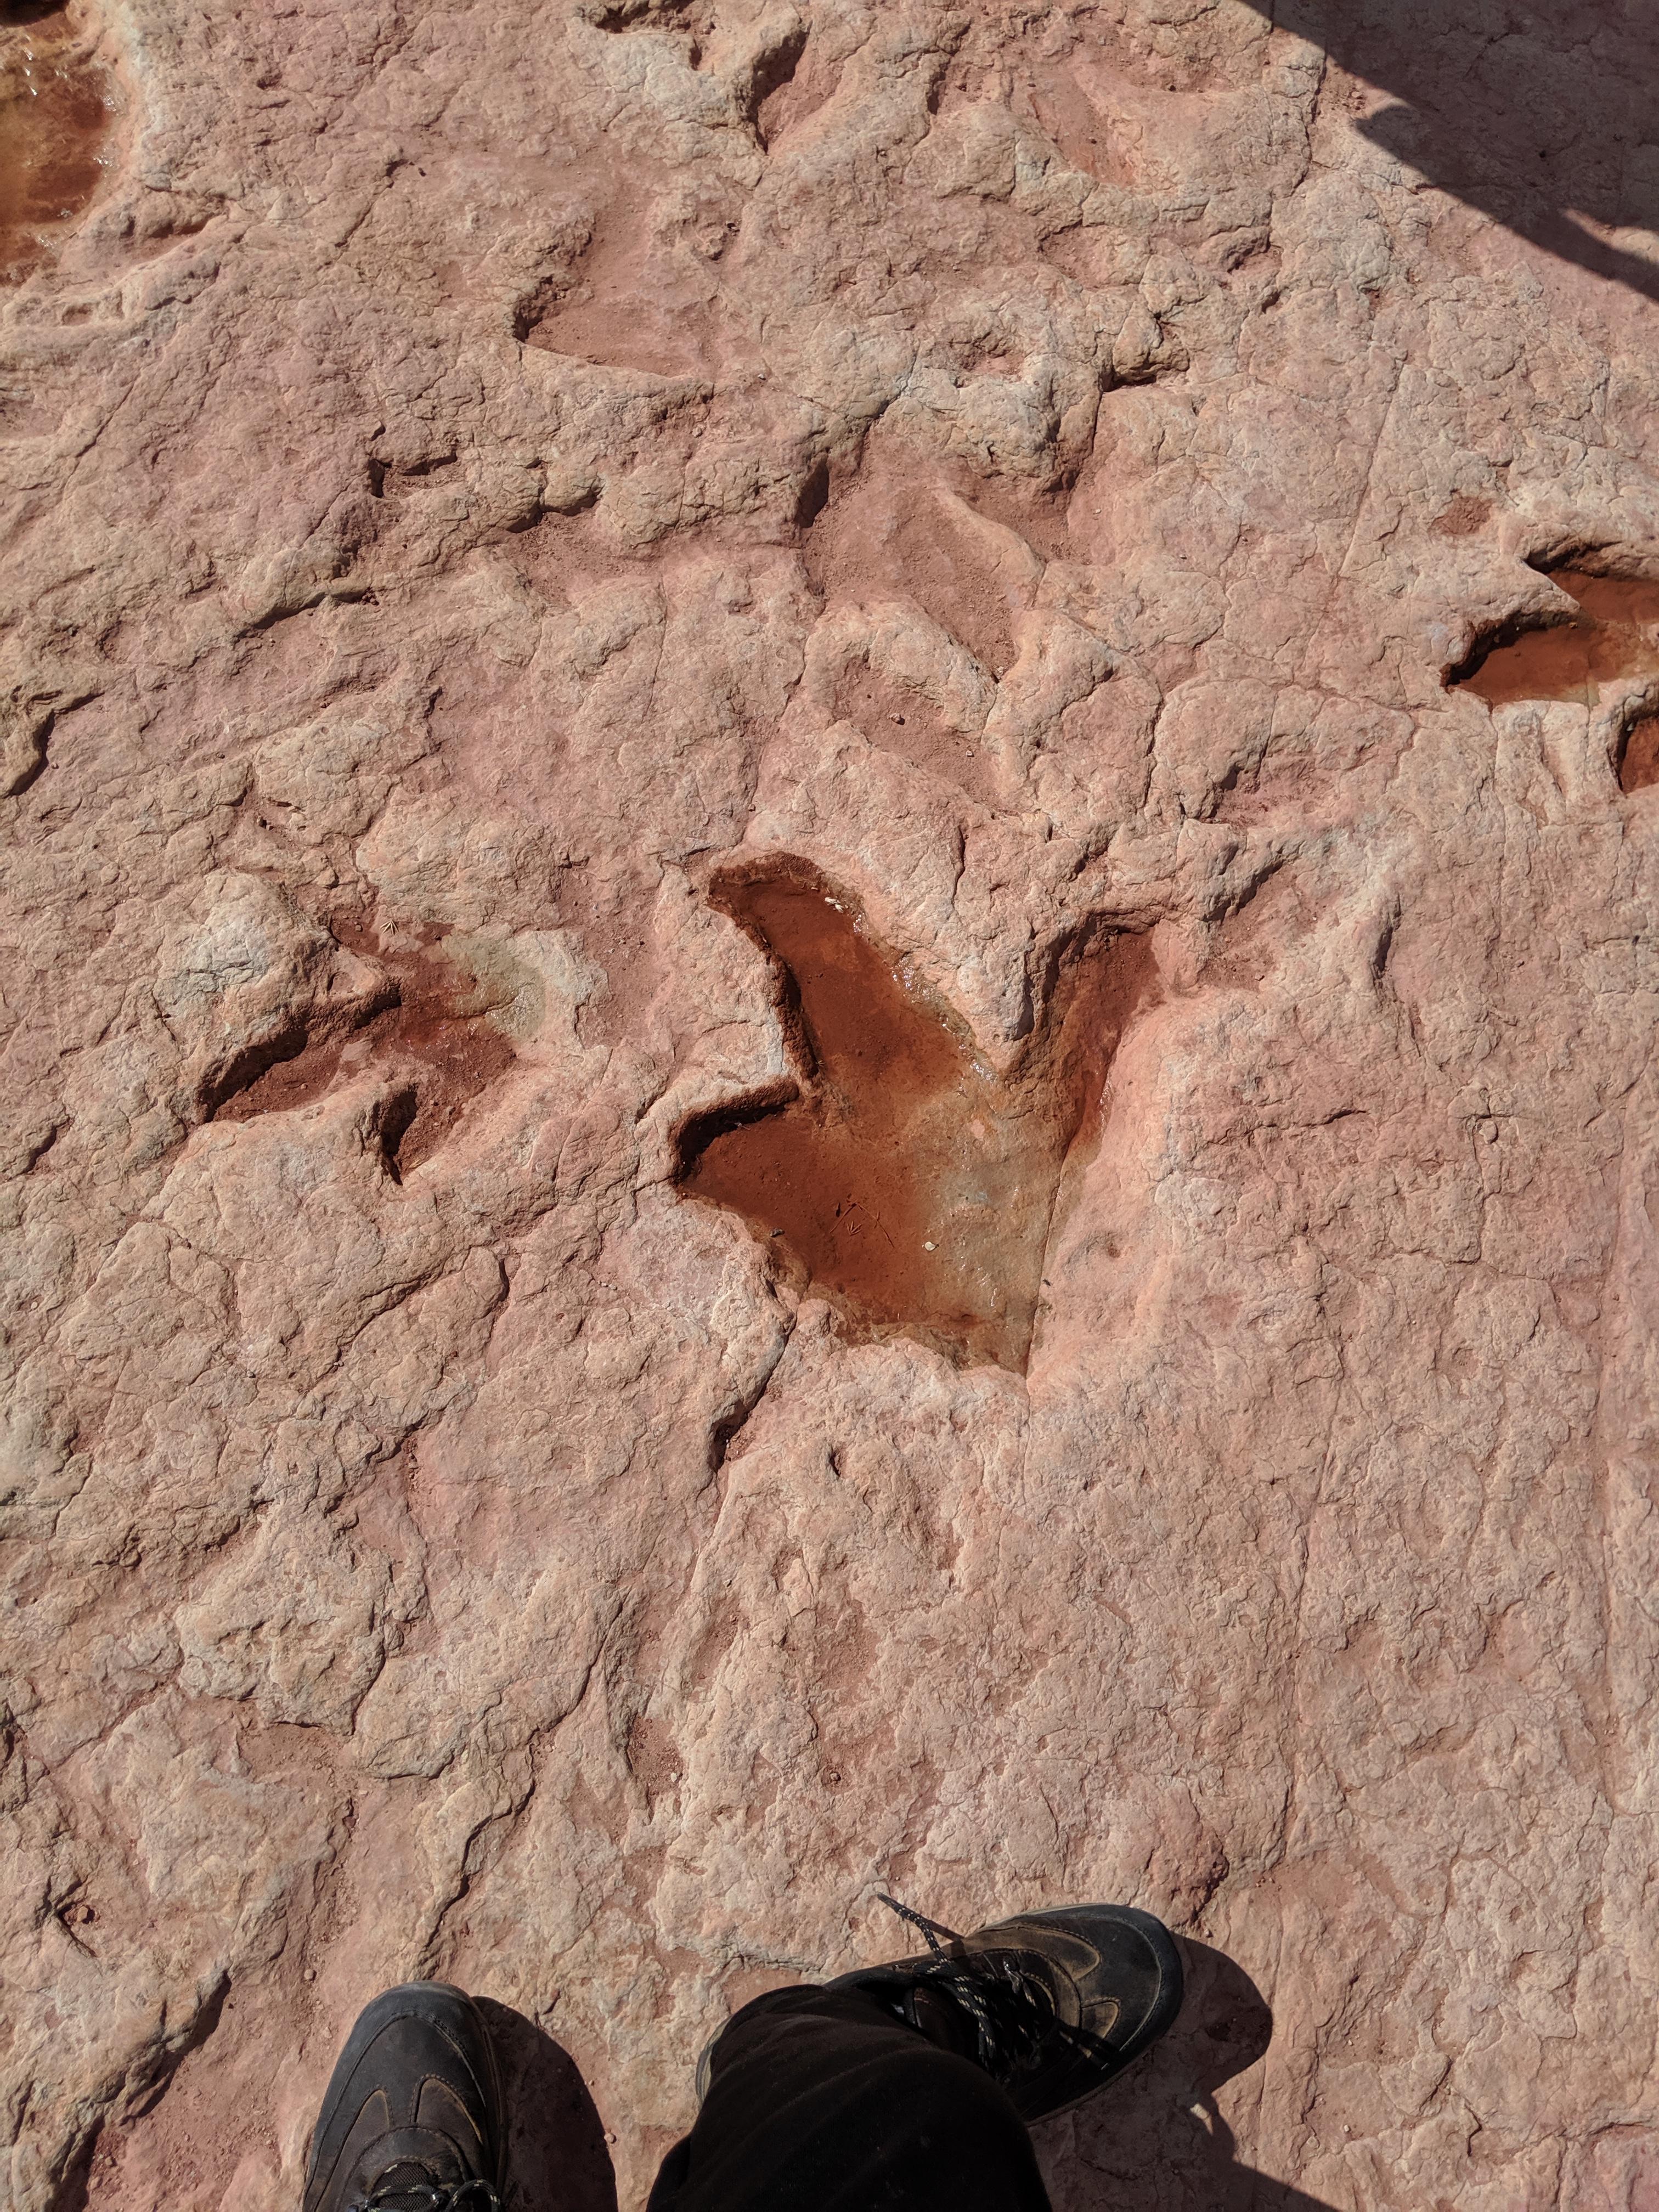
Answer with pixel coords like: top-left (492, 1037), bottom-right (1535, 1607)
top-left (303, 1981), bottom-right (505, 2212)
top-left (828, 1893), bottom-right (1184, 2122)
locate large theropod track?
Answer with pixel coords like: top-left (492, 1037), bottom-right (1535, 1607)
top-left (678, 862), bottom-right (1155, 1371)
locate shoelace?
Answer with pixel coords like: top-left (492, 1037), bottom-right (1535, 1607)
top-left (351, 2181), bottom-right (501, 2212)
top-left (877, 1893), bottom-right (1111, 2081)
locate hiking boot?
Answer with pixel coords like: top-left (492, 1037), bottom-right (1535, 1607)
top-left (303, 1981), bottom-right (505, 2212)
top-left (828, 1893), bottom-right (1184, 2122)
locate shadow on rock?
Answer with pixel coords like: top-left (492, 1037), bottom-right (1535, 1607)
top-left (475, 1999), bottom-right (618, 2212)
top-left (1035, 1940), bottom-right (1341, 2212)
top-left (1240, 0), bottom-right (1659, 304)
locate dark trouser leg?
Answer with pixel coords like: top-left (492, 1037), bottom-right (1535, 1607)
top-left (646, 1985), bottom-right (1054, 2212)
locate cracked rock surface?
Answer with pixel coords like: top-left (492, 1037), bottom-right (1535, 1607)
top-left (3, 1), bottom-right (1658, 2207)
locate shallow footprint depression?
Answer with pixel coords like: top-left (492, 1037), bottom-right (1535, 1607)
top-left (676, 862), bottom-right (1155, 1373)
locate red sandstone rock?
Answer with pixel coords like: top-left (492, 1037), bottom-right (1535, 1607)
top-left (2, 2), bottom-right (1658, 2208)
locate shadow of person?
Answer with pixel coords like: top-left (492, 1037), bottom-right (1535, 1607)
top-left (1237, 0), bottom-right (1659, 305)
top-left (1033, 1940), bottom-right (1342, 2212)
top-left (474, 1999), bottom-right (619, 2212)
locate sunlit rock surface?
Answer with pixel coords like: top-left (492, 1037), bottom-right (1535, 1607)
top-left (3, 2), bottom-right (1658, 2208)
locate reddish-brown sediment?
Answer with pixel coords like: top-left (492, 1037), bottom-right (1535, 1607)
top-left (1453, 572), bottom-right (1659, 706)
top-left (0, 6), bottom-right (113, 282)
top-left (212, 926), bottom-right (516, 1175)
top-left (1431, 494), bottom-right (1494, 538)
top-left (677, 862), bottom-right (1154, 1372)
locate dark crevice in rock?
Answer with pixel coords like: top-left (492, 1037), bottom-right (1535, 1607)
top-left (374, 1084), bottom-right (420, 1184)
top-left (1617, 709), bottom-right (1659, 794)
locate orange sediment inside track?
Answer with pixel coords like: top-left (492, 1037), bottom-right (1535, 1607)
top-left (1455, 573), bottom-right (1659, 709)
top-left (678, 862), bottom-right (1155, 1373)
top-left (0, 7), bottom-right (112, 283)
top-left (212, 928), bottom-right (516, 1175)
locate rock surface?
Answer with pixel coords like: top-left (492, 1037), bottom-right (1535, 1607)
top-left (3, 1), bottom-right (1658, 2207)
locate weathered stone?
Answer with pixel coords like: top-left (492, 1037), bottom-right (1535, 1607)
top-left (3, 1), bottom-right (1657, 2208)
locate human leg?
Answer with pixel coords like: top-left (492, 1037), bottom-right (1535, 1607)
top-left (647, 1898), bottom-right (1183, 2212)
top-left (297, 1898), bottom-right (1182, 2212)
top-left (646, 1982), bottom-right (1052, 2212)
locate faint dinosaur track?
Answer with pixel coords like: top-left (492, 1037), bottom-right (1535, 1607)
top-left (579, 0), bottom-right (816, 148)
top-left (209, 922), bottom-right (518, 1177)
top-left (1431, 494), bottom-right (1493, 539)
top-left (831, 656), bottom-right (1002, 810)
top-left (797, 459), bottom-right (1132, 812)
top-left (802, 447), bottom-right (1046, 681)
top-left (0, 0), bottom-right (119, 284)
top-left (673, 857), bottom-right (1158, 1374)
top-left (523, 177), bottom-right (720, 381)
top-left (753, 23), bottom-right (834, 151)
